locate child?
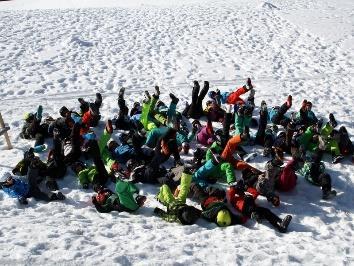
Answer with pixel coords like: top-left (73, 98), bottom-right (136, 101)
top-left (227, 182), bottom-right (292, 233)
top-left (92, 181), bottom-right (146, 213)
top-left (298, 153), bottom-right (337, 199)
top-left (0, 169), bottom-right (65, 205)
top-left (154, 169), bottom-right (201, 225)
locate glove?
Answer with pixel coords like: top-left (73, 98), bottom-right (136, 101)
top-left (18, 197), bottom-right (28, 205)
top-left (36, 105), bottom-right (43, 120)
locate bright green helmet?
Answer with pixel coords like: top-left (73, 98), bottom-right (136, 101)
top-left (217, 209), bottom-right (231, 227)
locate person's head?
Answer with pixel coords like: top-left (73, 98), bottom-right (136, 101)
top-left (23, 112), bottom-right (34, 123)
top-left (216, 209), bottom-right (231, 227)
top-left (0, 171), bottom-right (13, 187)
top-left (94, 191), bottom-right (109, 205)
top-left (108, 140), bottom-right (119, 152)
top-left (306, 101), bottom-right (312, 111)
top-left (59, 106), bottom-right (70, 118)
top-left (208, 91), bottom-right (217, 99)
top-left (181, 142), bottom-right (190, 154)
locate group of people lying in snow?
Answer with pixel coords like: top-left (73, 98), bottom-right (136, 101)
top-left (1, 78), bottom-right (353, 233)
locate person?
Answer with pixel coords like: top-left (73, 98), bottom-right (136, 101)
top-left (208, 78), bottom-right (254, 106)
top-left (226, 181), bottom-right (292, 233)
top-left (298, 153), bottom-right (337, 199)
top-left (221, 132), bottom-right (253, 170)
top-left (294, 100), bottom-right (318, 127)
top-left (78, 93), bottom-right (102, 127)
top-left (192, 153), bottom-right (236, 188)
top-left (92, 181), bottom-right (146, 213)
top-left (20, 105), bottom-right (51, 147)
top-left (188, 182), bottom-right (246, 227)
top-left (234, 104), bottom-right (254, 136)
top-left (154, 168), bottom-right (201, 225)
top-left (268, 95), bottom-right (292, 127)
top-left (0, 168), bottom-right (65, 205)
top-left (183, 81), bottom-right (209, 119)
top-left (196, 118), bottom-right (217, 146)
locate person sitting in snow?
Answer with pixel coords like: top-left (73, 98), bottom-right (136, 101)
top-left (77, 92), bottom-right (102, 127)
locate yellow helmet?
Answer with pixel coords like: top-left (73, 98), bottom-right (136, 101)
top-left (217, 209), bottom-right (231, 227)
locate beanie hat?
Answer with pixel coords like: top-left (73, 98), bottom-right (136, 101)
top-left (208, 91), bottom-right (216, 99)
top-left (59, 106), bottom-right (69, 117)
top-left (216, 209), bottom-right (231, 227)
top-left (23, 112), bottom-right (34, 122)
top-left (0, 171), bottom-right (12, 183)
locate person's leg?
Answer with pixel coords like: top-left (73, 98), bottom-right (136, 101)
top-left (271, 102), bottom-right (291, 127)
top-left (187, 81), bottom-right (200, 118)
top-left (221, 135), bottom-right (241, 162)
top-left (255, 103), bottom-right (268, 146)
top-left (176, 172), bottom-right (192, 203)
top-left (222, 108), bottom-right (232, 147)
top-left (255, 206), bottom-right (282, 230)
top-left (34, 133), bottom-right (45, 147)
top-left (226, 86), bottom-right (247, 105)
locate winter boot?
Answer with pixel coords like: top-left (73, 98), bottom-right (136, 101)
top-left (143, 90), bottom-right (151, 103)
top-left (322, 189), bottom-right (337, 200)
top-left (95, 93), bottom-right (103, 108)
top-left (154, 85), bottom-right (160, 96)
top-left (286, 95), bottom-right (292, 108)
top-left (246, 78), bottom-right (253, 90)
top-left (329, 113), bottom-right (338, 128)
top-left (105, 119), bottom-right (113, 134)
top-left (118, 87), bottom-right (125, 99)
top-left (278, 215), bottom-right (292, 233)
top-left (169, 93), bottom-right (179, 104)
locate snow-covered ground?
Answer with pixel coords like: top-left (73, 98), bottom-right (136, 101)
top-left (0, 0), bottom-right (353, 265)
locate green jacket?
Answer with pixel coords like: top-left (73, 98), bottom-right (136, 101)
top-left (115, 180), bottom-right (140, 211)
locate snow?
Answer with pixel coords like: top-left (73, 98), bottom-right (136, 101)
top-left (0, 0), bottom-right (354, 265)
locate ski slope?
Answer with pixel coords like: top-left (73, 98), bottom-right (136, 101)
top-left (0, 0), bottom-right (353, 265)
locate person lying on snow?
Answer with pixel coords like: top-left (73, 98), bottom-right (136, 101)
top-left (192, 152), bottom-right (236, 189)
top-left (129, 128), bottom-right (183, 186)
top-left (183, 80), bottom-right (210, 119)
top-left (20, 105), bottom-right (52, 148)
top-left (139, 86), bottom-right (181, 131)
top-left (154, 167), bottom-right (202, 225)
top-left (92, 181), bottom-right (146, 213)
top-left (203, 99), bottom-right (225, 122)
top-left (226, 180), bottom-right (292, 233)
top-left (187, 181), bottom-right (246, 227)
top-left (12, 147), bottom-right (66, 191)
top-left (144, 117), bottom-right (197, 155)
top-left (111, 87), bottom-right (145, 131)
top-left (268, 95), bottom-right (293, 128)
top-left (295, 116), bottom-right (344, 164)
top-left (298, 152), bottom-right (337, 199)
top-left (207, 78), bottom-right (254, 106)
top-left (0, 167), bottom-right (65, 205)
top-left (77, 92), bottom-right (102, 127)
top-left (240, 149), bottom-right (298, 207)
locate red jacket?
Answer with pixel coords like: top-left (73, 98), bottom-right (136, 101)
top-left (227, 186), bottom-right (259, 214)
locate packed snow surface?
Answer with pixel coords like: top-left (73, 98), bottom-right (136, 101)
top-left (0, 0), bottom-right (354, 265)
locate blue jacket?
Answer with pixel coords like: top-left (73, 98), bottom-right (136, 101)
top-left (112, 145), bottom-right (136, 164)
top-left (2, 179), bottom-right (29, 199)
